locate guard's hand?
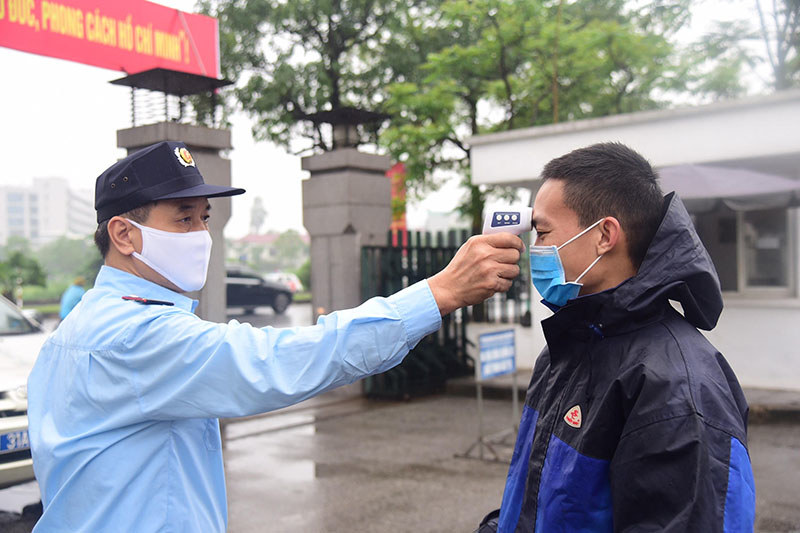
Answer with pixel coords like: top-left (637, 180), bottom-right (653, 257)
top-left (428, 233), bottom-right (524, 316)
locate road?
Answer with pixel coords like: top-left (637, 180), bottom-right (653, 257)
top-left (2, 302), bottom-right (800, 531)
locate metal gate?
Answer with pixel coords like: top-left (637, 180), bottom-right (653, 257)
top-left (360, 230), bottom-right (531, 399)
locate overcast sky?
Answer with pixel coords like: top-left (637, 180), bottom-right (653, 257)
top-left (0, 0), bottom-right (760, 238)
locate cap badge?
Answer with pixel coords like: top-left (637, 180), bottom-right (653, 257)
top-left (564, 405), bottom-right (582, 428)
top-left (175, 147), bottom-right (196, 167)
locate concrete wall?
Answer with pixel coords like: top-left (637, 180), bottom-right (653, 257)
top-left (705, 300), bottom-right (800, 391)
top-left (117, 123), bottom-right (233, 322)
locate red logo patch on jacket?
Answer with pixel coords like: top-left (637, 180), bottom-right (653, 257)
top-left (564, 405), bottom-right (582, 428)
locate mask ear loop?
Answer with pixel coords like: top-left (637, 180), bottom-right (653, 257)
top-left (556, 218), bottom-right (605, 251)
top-left (559, 218), bottom-right (605, 283)
top-left (573, 255), bottom-right (603, 283)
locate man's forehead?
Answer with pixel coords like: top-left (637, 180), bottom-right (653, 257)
top-left (532, 180), bottom-right (577, 228)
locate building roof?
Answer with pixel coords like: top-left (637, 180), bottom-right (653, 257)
top-left (467, 90), bottom-right (800, 186)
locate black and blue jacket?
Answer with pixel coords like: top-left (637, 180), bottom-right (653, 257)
top-left (482, 194), bottom-right (755, 532)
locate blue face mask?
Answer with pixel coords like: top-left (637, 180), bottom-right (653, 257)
top-left (530, 219), bottom-right (604, 307)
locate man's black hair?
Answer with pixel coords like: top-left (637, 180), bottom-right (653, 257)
top-left (93, 203), bottom-right (155, 258)
top-left (541, 142), bottom-right (663, 268)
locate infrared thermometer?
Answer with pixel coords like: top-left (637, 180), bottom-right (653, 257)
top-left (482, 206), bottom-right (533, 235)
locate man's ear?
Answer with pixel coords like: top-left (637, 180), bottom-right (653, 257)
top-left (596, 217), bottom-right (623, 256)
top-left (107, 217), bottom-right (137, 256)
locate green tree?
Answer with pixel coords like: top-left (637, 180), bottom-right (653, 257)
top-left (382, 0), bottom-right (691, 231)
top-left (199, 0), bottom-right (444, 151)
top-left (34, 236), bottom-right (100, 284)
top-left (294, 258), bottom-right (311, 291)
top-left (0, 250), bottom-right (46, 301)
top-left (272, 230), bottom-right (309, 270)
top-left (685, 0), bottom-right (799, 95)
top-left (756, 0), bottom-right (799, 89)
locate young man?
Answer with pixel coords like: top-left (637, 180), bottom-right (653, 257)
top-left (27, 140), bottom-right (524, 532)
top-left (478, 143), bottom-right (755, 532)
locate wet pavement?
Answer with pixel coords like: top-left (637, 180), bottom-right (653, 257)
top-left (223, 392), bottom-right (513, 532)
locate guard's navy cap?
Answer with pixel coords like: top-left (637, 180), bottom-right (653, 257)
top-left (95, 141), bottom-right (245, 223)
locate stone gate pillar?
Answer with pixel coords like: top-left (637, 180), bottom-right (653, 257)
top-left (302, 148), bottom-right (392, 322)
top-left (117, 122), bottom-right (233, 322)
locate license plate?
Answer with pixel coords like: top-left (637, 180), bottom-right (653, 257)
top-left (0, 430), bottom-right (30, 454)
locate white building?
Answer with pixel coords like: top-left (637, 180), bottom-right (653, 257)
top-left (419, 211), bottom-right (471, 234)
top-left (0, 177), bottom-right (95, 246)
top-left (468, 90), bottom-right (800, 391)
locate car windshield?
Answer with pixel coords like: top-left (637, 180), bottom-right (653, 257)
top-left (0, 297), bottom-right (36, 335)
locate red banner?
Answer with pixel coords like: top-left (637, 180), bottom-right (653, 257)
top-left (0, 0), bottom-right (219, 77)
top-left (387, 162), bottom-right (408, 247)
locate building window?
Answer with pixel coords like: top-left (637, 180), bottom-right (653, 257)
top-left (694, 206), bottom-right (791, 295)
top-left (743, 209), bottom-right (788, 288)
top-left (6, 193), bottom-right (23, 202)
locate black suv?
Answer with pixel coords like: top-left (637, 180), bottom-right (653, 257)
top-left (225, 267), bottom-right (293, 314)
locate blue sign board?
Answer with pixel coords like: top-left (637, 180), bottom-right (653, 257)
top-left (478, 329), bottom-right (516, 380)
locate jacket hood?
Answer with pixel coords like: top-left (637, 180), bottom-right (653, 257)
top-left (550, 193), bottom-right (723, 335)
top-left (602, 192), bottom-right (723, 331)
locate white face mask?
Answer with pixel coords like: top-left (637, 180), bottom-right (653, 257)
top-left (126, 219), bottom-right (212, 292)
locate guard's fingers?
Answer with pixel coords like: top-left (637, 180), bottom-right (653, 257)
top-left (497, 264), bottom-right (520, 280)
top-left (483, 232), bottom-right (525, 253)
top-left (493, 247), bottom-right (522, 265)
top-left (493, 277), bottom-right (514, 293)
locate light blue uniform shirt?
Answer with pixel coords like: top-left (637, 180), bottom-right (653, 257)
top-left (28, 265), bottom-right (441, 532)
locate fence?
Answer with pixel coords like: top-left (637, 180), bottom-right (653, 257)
top-left (360, 229), bottom-right (531, 399)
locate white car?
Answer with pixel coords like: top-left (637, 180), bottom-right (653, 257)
top-left (263, 272), bottom-right (304, 294)
top-left (0, 296), bottom-right (48, 489)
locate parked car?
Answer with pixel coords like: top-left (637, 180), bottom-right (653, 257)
top-left (226, 267), bottom-right (293, 314)
top-left (263, 272), bottom-right (304, 294)
top-left (0, 295), bottom-right (48, 489)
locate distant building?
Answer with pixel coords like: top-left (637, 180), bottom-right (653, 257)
top-left (227, 231), bottom-right (311, 272)
top-left (0, 177), bottom-right (94, 246)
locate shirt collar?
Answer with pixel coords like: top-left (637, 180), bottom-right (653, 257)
top-left (95, 265), bottom-right (198, 312)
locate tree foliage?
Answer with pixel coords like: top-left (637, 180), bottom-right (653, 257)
top-left (199, 0), bottom-right (441, 151)
top-left (756, 0), bottom-right (800, 89)
top-left (205, 0), bottom-right (776, 232)
top-left (0, 240), bottom-right (46, 300)
top-left (34, 236), bottom-right (101, 284)
top-left (686, 0), bottom-right (799, 94)
top-left (381, 0), bottom-right (693, 230)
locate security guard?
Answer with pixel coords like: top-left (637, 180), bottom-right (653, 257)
top-left (27, 140), bottom-right (524, 532)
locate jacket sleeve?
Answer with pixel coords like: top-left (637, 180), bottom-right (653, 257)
top-left (610, 413), bottom-right (755, 532)
top-left (110, 280), bottom-right (441, 419)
